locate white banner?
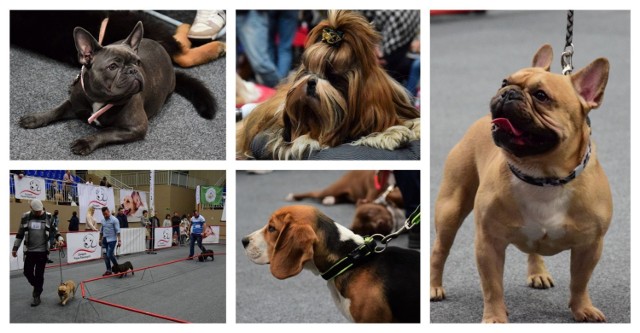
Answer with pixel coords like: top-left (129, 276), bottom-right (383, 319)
top-left (14, 176), bottom-right (46, 200)
top-left (119, 228), bottom-right (146, 255)
top-left (119, 189), bottom-right (149, 222)
top-left (10, 235), bottom-right (24, 271)
top-left (67, 231), bottom-right (101, 264)
top-left (203, 226), bottom-right (220, 244)
top-left (154, 227), bottom-right (173, 249)
top-left (79, 183), bottom-right (115, 224)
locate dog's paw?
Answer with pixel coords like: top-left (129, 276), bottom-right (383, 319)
top-left (70, 138), bottom-right (96, 155)
top-left (430, 286), bottom-right (446, 301)
top-left (572, 305), bottom-right (606, 322)
top-left (322, 196), bottom-right (336, 205)
top-left (481, 315), bottom-right (508, 323)
top-left (527, 273), bottom-right (555, 289)
top-left (19, 115), bottom-right (46, 129)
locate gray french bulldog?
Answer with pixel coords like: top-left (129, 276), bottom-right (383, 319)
top-left (19, 21), bottom-right (215, 155)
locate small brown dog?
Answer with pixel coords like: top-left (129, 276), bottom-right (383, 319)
top-left (58, 280), bottom-right (76, 306)
top-left (351, 199), bottom-right (405, 236)
top-left (112, 261), bottom-right (134, 278)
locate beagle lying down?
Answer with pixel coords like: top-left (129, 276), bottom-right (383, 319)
top-left (242, 205), bottom-right (420, 323)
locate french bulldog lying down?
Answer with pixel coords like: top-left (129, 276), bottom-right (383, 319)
top-left (19, 22), bottom-right (216, 155)
top-left (430, 44), bottom-right (612, 323)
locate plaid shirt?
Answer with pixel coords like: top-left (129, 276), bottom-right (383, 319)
top-left (360, 10), bottom-right (420, 56)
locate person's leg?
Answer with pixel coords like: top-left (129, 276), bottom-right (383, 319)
top-left (275, 10), bottom-right (298, 78)
top-left (23, 252), bottom-right (37, 287)
top-left (237, 10), bottom-right (281, 87)
top-left (394, 170), bottom-right (420, 249)
top-left (189, 234), bottom-right (196, 257)
top-left (106, 241), bottom-right (118, 270)
top-left (405, 58), bottom-right (420, 97)
top-left (197, 234), bottom-right (206, 252)
top-left (32, 252), bottom-right (47, 297)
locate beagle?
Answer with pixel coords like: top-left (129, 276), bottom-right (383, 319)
top-left (242, 205), bottom-right (420, 323)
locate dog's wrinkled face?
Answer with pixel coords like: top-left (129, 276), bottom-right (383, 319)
top-left (58, 284), bottom-right (67, 296)
top-left (490, 68), bottom-right (563, 157)
top-left (74, 22), bottom-right (145, 104)
top-left (490, 44), bottom-right (609, 158)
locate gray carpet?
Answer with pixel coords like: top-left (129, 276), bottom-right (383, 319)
top-left (236, 170), bottom-right (417, 323)
top-left (10, 11), bottom-right (226, 160)
top-left (10, 244), bottom-right (226, 323)
top-left (430, 10), bottom-right (630, 323)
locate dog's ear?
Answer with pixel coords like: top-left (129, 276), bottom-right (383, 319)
top-left (571, 58), bottom-right (609, 110)
top-left (123, 21), bottom-right (144, 52)
top-left (532, 44), bottom-right (553, 71)
top-left (73, 27), bottom-right (102, 65)
top-left (270, 215), bottom-right (316, 279)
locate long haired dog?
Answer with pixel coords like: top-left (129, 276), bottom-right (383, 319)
top-left (237, 10), bottom-right (420, 159)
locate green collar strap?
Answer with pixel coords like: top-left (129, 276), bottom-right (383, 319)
top-left (321, 237), bottom-right (377, 281)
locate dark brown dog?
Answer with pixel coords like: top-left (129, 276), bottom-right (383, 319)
top-left (112, 261), bottom-right (134, 278)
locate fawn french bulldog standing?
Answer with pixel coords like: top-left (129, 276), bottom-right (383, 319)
top-left (430, 44), bottom-right (612, 323)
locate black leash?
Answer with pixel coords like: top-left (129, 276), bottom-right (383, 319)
top-left (561, 10), bottom-right (575, 75)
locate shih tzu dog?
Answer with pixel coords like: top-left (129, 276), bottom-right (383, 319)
top-left (237, 10), bottom-right (420, 159)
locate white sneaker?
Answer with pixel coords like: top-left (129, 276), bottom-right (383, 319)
top-left (188, 10), bottom-right (226, 39)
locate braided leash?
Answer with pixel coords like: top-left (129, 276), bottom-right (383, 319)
top-left (561, 10), bottom-right (575, 75)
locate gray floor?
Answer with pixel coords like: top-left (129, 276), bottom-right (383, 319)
top-left (236, 170), bottom-right (416, 323)
top-left (430, 11), bottom-right (630, 323)
top-left (10, 244), bottom-right (226, 323)
top-left (9, 11), bottom-right (226, 160)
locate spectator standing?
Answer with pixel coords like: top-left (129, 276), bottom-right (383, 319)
top-left (116, 207), bottom-right (129, 228)
top-left (62, 170), bottom-right (74, 201)
top-left (171, 212), bottom-right (181, 246)
top-left (85, 206), bottom-right (100, 231)
top-left (68, 211), bottom-right (80, 232)
top-left (163, 214), bottom-right (172, 227)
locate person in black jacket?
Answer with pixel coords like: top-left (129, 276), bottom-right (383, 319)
top-left (12, 199), bottom-right (65, 306)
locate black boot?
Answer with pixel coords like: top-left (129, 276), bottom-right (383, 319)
top-left (31, 295), bottom-right (41, 307)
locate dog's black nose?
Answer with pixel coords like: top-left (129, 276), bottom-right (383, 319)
top-left (241, 237), bottom-right (250, 248)
top-left (126, 67), bottom-right (138, 75)
top-left (502, 89), bottom-right (522, 101)
top-left (306, 78), bottom-right (317, 96)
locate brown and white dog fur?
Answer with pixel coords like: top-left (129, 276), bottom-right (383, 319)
top-left (236, 10), bottom-right (420, 159)
top-left (242, 205), bottom-right (420, 323)
top-left (58, 280), bottom-right (76, 306)
top-left (430, 45), bottom-right (612, 322)
top-left (285, 170), bottom-right (402, 206)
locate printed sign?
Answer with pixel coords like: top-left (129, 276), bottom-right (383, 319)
top-left (67, 231), bottom-right (102, 264)
top-left (119, 189), bottom-right (149, 222)
top-left (14, 176), bottom-right (46, 200)
top-left (154, 227), bottom-right (173, 249)
top-left (78, 184), bottom-right (115, 224)
top-left (203, 226), bottom-right (220, 244)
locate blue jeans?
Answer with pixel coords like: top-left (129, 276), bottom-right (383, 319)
top-left (405, 58), bottom-right (420, 97)
top-left (237, 10), bottom-right (281, 88)
top-left (189, 234), bottom-right (206, 257)
top-left (102, 239), bottom-right (118, 272)
top-left (268, 10), bottom-right (298, 78)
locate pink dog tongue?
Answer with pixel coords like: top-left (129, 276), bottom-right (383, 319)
top-left (492, 118), bottom-right (523, 136)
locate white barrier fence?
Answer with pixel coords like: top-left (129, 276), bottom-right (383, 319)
top-left (9, 228), bottom-right (147, 271)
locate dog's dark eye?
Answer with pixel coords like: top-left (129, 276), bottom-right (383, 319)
top-left (107, 63), bottom-right (118, 71)
top-left (533, 90), bottom-right (549, 102)
top-left (501, 79), bottom-right (508, 88)
top-left (267, 226), bottom-right (276, 233)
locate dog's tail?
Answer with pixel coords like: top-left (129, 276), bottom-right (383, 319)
top-left (174, 72), bottom-right (216, 119)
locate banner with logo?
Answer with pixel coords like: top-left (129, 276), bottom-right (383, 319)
top-left (154, 227), bottom-right (173, 249)
top-left (67, 231), bottom-right (101, 264)
top-left (14, 175), bottom-right (46, 200)
top-left (79, 184), bottom-right (115, 224)
top-left (119, 189), bottom-right (149, 222)
top-left (197, 186), bottom-right (223, 206)
top-left (203, 225), bottom-right (220, 244)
